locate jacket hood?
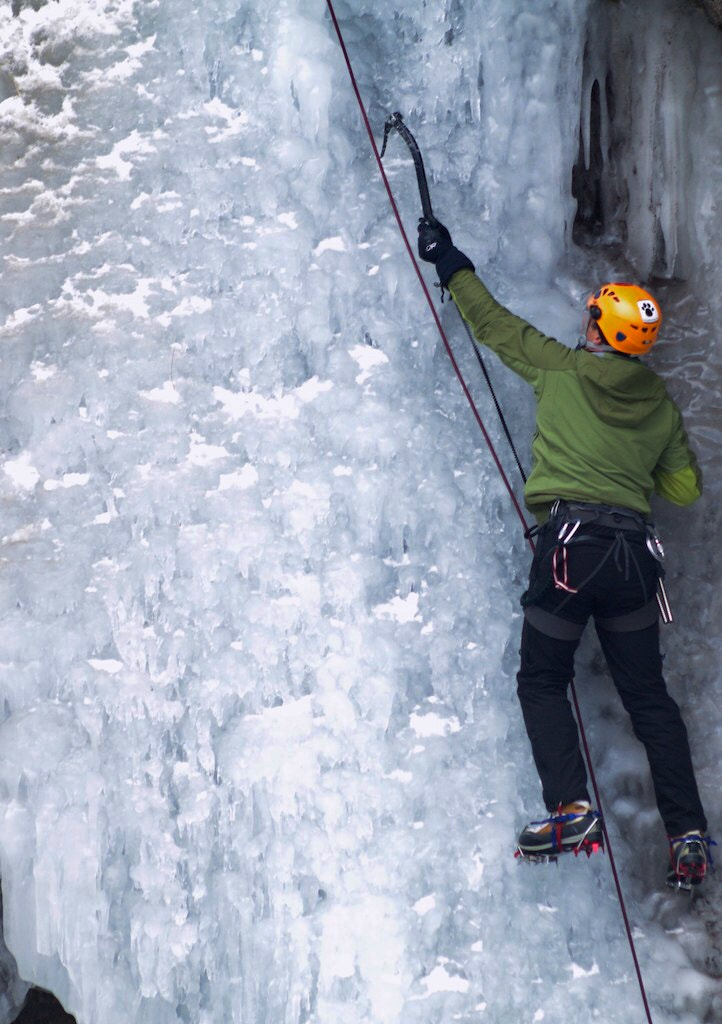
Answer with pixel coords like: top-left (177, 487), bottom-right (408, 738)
top-left (577, 352), bottom-right (668, 427)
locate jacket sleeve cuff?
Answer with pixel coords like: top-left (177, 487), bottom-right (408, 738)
top-left (435, 246), bottom-right (475, 287)
top-left (653, 464), bottom-right (703, 505)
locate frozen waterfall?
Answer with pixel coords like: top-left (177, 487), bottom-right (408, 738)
top-left (0, 1), bottom-right (720, 1022)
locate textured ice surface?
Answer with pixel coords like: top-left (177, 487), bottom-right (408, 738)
top-left (0, 1), bottom-right (720, 1022)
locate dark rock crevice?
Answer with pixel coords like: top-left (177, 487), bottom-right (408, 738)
top-left (692, 0), bottom-right (722, 29)
top-left (11, 989), bottom-right (77, 1024)
top-left (571, 74), bottom-right (607, 243)
top-left (571, 0), bottom-right (720, 282)
top-left (1, 886), bottom-right (76, 1024)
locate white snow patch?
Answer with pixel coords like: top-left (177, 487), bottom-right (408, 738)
top-left (349, 343), bottom-right (389, 385)
top-left (1, 305), bottom-right (43, 332)
top-left (419, 963), bottom-right (470, 995)
top-left (140, 381), bottom-right (180, 404)
top-left (156, 296), bottom-right (213, 325)
top-left (277, 211), bottom-right (298, 228)
top-left (409, 711), bottom-right (461, 738)
top-left (413, 894), bottom-right (436, 916)
top-left (3, 454), bottom-right (40, 491)
top-left (296, 377), bottom-right (333, 402)
top-left (44, 474), bottom-right (90, 491)
top-left (186, 439), bottom-right (230, 466)
top-left (373, 592), bottom-right (421, 623)
top-left (204, 98), bottom-right (250, 140)
top-left (55, 278), bottom-right (156, 320)
top-left (313, 236), bottom-right (346, 256)
top-left (567, 962), bottom-right (600, 980)
top-left (214, 377), bottom-right (332, 422)
top-left (216, 465), bottom-right (259, 491)
top-left (87, 659), bottom-right (124, 675)
top-left (2, 522), bottom-right (49, 545)
top-left (96, 131), bottom-right (156, 180)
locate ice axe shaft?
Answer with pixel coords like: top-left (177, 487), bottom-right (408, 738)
top-left (380, 111), bottom-right (439, 226)
top-left (380, 111), bottom-right (530, 488)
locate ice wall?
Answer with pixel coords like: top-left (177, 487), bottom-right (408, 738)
top-left (0, 1), bottom-right (720, 1023)
top-left (575, 0), bottom-right (722, 288)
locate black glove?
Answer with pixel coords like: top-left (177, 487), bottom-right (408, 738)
top-left (418, 218), bottom-right (453, 263)
top-left (417, 217), bottom-right (475, 287)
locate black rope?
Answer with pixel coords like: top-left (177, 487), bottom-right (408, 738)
top-left (381, 112), bottom-right (529, 488)
top-left (457, 310), bottom-right (528, 485)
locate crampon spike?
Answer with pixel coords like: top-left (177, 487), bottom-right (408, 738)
top-left (666, 872), bottom-right (696, 894)
top-left (515, 835), bottom-right (604, 863)
top-left (666, 862), bottom-right (707, 893)
top-left (574, 837), bottom-right (604, 858)
top-left (514, 849), bottom-right (559, 865)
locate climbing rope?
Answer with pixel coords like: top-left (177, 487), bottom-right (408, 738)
top-left (457, 312), bottom-right (529, 486)
top-left (324, 4), bottom-right (655, 1023)
top-left (379, 111), bottom-right (530, 491)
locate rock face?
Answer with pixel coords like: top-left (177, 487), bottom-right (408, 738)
top-left (11, 989), bottom-right (77, 1024)
top-left (694, 0), bottom-right (722, 29)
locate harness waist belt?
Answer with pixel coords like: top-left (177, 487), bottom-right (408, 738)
top-left (551, 500), bottom-right (650, 533)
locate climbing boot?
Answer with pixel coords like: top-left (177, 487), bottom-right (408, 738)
top-left (515, 800), bottom-right (603, 860)
top-left (667, 833), bottom-right (715, 891)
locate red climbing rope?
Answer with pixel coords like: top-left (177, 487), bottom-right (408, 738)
top-left (324, 4), bottom-right (656, 1023)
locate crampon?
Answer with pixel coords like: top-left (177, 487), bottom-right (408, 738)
top-left (666, 834), bottom-right (716, 893)
top-left (514, 833), bottom-right (604, 864)
top-left (514, 802), bottom-right (604, 863)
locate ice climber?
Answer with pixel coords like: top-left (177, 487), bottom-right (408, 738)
top-left (417, 217), bottom-right (713, 888)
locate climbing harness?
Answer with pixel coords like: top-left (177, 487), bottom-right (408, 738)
top-left (539, 500), bottom-right (674, 625)
top-left (324, 4), bottom-right (657, 1020)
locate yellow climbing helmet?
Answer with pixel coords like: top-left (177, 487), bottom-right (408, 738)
top-left (586, 283), bottom-right (662, 356)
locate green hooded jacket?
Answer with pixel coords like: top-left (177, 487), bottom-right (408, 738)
top-left (449, 269), bottom-right (702, 524)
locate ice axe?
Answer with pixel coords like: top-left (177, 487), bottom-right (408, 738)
top-left (379, 110), bottom-right (529, 489)
top-left (379, 111), bottom-right (440, 228)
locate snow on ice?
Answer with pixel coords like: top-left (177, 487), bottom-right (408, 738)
top-left (0, 1), bottom-right (720, 1023)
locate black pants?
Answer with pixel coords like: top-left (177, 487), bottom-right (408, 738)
top-left (517, 524), bottom-right (707, 837)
